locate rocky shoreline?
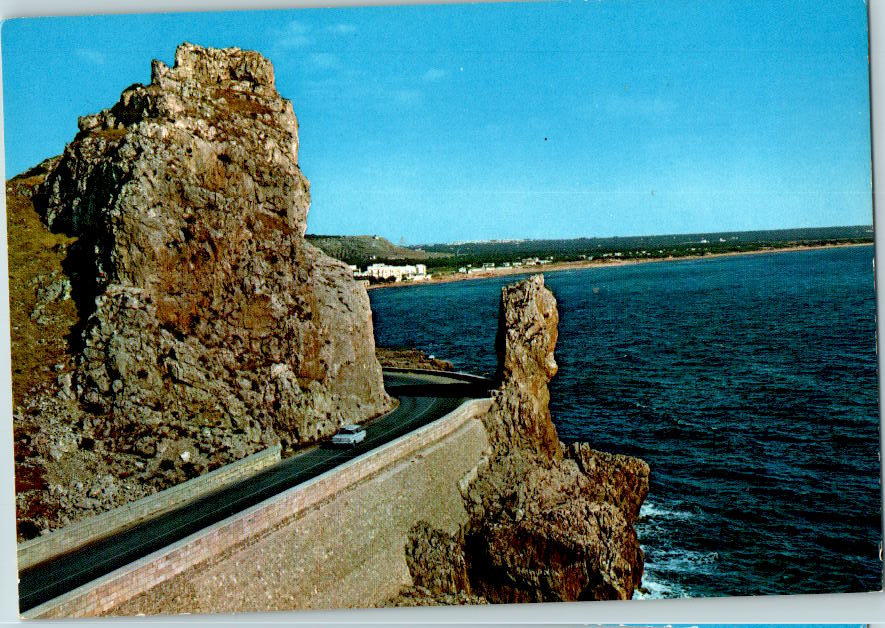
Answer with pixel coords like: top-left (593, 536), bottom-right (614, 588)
top-left (383, 276), bottom-right (649, 604)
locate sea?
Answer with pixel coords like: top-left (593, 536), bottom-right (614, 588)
top-left (368, 244), bottom-right (882, 598)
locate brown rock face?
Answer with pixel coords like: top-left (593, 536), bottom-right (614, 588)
top-left (463, 450), bottom-right (648, 602)
top-left (465, 498), bottom-right (644, 602)
top-left (565, 442), bottom-right (650, 524)
top-left (389, 275), bottom-right (650, 605)
top-left (404, 521), bottom-right (472, 596)
top-left (35, 42), bottom-right (391, 450)
top-left (485, 275), bottom-right (562, 462)
top-left (12, 43), bottom-right (392, 537)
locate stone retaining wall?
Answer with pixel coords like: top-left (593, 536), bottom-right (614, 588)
top-left (18, 444), bottom-right (282, 573)
top-left (24, 398), bottom-right (492, 618)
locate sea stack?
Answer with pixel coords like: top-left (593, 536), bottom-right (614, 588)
top-left (391, 275), bottom-right (650, 604)
top-left (10, 43), bottom-right (392, 538)
top-left (489, 274), bottom-right (563, 461)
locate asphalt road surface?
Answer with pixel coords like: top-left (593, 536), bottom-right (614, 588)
top-left (19, 370), bottom-right (491, 612)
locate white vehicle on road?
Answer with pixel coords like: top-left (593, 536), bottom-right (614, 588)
top-left (331, 424), bottom-right (367, 446)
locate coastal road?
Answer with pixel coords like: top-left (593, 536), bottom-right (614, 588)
top-left (18, 370), bottom-right (492, 613)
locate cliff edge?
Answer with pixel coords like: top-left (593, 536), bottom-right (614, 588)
top-left (386, 275), bottom-right (650, 604)
top-left (10, 43), bottom-right (392, 539)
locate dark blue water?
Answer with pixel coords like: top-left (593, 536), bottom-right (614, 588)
top-left (369, 246), bottom-right (882, 598)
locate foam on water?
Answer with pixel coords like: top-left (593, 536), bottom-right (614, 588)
top-left (644, 549), bottom-right (720, 576)
top-left (639, 502), bottom-right (695, 521)
top-left (633, 571), bottom-right (692, 600)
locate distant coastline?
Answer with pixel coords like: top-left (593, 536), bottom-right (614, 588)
top-left (365, 241), bottom-right (873, 292)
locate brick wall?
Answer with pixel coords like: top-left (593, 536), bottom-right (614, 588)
top-left (18, 444), bottom-right (282, 573)
top-left (24, 398), bottom-right (492, 618)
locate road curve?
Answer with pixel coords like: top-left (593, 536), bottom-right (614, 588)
top-left (19, 370), bottom-right (491, 613)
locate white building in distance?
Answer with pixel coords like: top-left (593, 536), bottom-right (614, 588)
top-left (355, 263), bottom-right (429, 282)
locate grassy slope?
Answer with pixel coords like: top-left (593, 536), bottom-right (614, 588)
top-left (306, 234), bottom-right (445, 266)
top-left (6, 169), bottom-right (78, 408)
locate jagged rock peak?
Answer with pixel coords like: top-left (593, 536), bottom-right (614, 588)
top-left (486, 274), bottom-right (562, 462)
top-left (74, 42), bottom-right (301, 190)
top-left (47, 41), bottom-right (306, 242)
top-left (78, 42), bottom-right (280, 135)
top-left (154, 42), bottom-right (276, 90)
top-left (497, 274), bottom-right (559, 385)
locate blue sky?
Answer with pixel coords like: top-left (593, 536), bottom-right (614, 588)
top-left (1, 1), bottom-right (873, 244)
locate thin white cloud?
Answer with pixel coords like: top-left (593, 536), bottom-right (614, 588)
top-left (326, 23), bottom-right (356, 35)
top-left (422, 68), bottom-right (447, 82)
top-left (277, 20), bottom-right (312, 49)
top-left (75, 48), bottom-right (105, 65)
top-left (310, 53), bottom-right (342, 70)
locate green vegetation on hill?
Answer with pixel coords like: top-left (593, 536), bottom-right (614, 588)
top-left (306, 234), bottom-right (444, 267)
top-left (412, 226), bottom-right (875, 273)
top-left (6, 162), bottom-right (79, 407)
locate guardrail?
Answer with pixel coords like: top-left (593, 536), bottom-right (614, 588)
top-left (18, 444), bottom-right (282, 573)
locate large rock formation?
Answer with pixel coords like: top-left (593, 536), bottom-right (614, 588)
top-left (10, 43), bottom-right (392, 538)
top-left (488, 275), bottom-right (562, 461)
top-left (386, 275), bottom-right (649, 605)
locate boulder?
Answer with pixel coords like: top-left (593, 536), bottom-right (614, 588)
top-left (565, 442), bottom-right (650, 524)
top-left (464, 454), bottom-right (646, 602)
top-left (404, 521), bottom-right (471, 595)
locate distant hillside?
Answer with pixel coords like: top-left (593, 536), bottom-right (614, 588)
top-left (306, 234), bottom-right (446, 266)
top-left (417, 226), bottom-right (874, 264)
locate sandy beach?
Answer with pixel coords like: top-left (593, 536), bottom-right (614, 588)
top-left (365, 241), bottom-right (874, 292)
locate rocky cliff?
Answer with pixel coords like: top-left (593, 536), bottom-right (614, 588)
top-left (10, 43), bottom-right (392, 539)
top-left (386, 275), bottom-right (650, 604)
